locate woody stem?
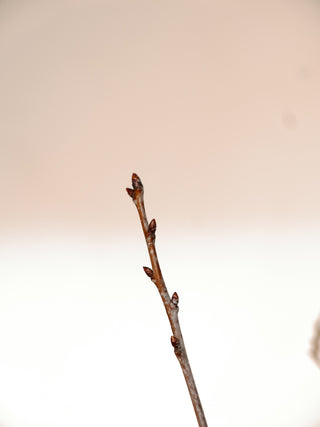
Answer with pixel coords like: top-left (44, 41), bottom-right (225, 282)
top-left (127, 173), bottom-right (208, 427)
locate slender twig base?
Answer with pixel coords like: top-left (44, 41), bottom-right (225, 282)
top-left (126, 173), bottom-right (208, 427)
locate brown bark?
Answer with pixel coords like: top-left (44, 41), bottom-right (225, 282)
top-left (126, 173), bottom-right (208, 427)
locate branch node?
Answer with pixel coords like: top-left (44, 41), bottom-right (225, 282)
top-left (143, 266), bottom-right (154, 279)
top-left (170, 335), bottom-right (179, 348)
top-left (171, 335), bottom-right (182, 357)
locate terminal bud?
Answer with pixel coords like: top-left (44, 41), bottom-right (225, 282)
top-left (132, 173), bottom-right (143, 190)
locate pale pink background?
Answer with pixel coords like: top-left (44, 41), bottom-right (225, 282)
top-left (0, 1), bottom-right (320, 427)
top-left (1, 0), bottom-right (320, 235)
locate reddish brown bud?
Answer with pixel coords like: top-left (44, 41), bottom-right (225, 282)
top-left (148, 219), bottom-right (157, 234)
top-left (171, 336), bottom-right (179, 348)
top-left (126, 188), bottom-right (134, 198)
top-left (171, 292), bottom-right (179, 306)
top-left (143, 266), bottom-right (153, 278)
top-left (132, 173), bottom-right (143, 190)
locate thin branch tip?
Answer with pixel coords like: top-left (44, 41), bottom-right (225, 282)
top-left (127, 172), bottom-right (208, 427)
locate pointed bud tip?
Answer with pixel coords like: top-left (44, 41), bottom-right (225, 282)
top-left (143, 266), bottom-right (154, 278)
top-left (171, 292), bottom-right (179, 306)
top-left (131, 173), bottom-right (143, 189)
top-left (148, 218), bottom-right (157, 234)
top-left (126, 188), bottom-right (134, 198)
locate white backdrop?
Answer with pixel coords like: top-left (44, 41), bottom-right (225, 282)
top-left (0, 229), bottom-right (319, 426)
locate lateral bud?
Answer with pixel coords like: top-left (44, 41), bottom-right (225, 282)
top-left (171, 335), bottom-right (182, 358)
top-left (143, 266), bottom-right (154, 279)
top-left (148, 218), bottom-right (157, 234)
top-left (126, 188), bottom-right (134, 198)
top-left (171, 335), bottom-right (179, 348)
top-left (171, 292), bottom-right (179, 306)
top-left (132, 173), bottom-right (143, 190)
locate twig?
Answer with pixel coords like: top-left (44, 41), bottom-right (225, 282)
top-left (310, 312), bottom-right (320, 369)
top-left (126, 173), bottom-right (208, 427)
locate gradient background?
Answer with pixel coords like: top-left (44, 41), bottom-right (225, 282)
top-left (1, 0), bottom-right (320, 426)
